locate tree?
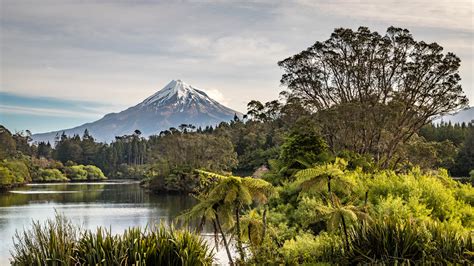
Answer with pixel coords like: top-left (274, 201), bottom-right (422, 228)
top-left (37, 142), bottom-right (53, 159)
top-left (280, 130), bottom-right (328, 167)
top-left (315, 196), bottom-right (369, 251)
top-left (295, 158), bottom-right (353, 202)
top-left (452, 126), bottom-right (474, 176)
top-left (181, 170), bottom-right (274, 264)
top-left (279, 26), bottom-right (468, 167)
top-left (0, 125), bottom-right (16, 159)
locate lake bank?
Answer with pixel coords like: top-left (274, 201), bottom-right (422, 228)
top-left (0, 181), bottom-right (229, 265)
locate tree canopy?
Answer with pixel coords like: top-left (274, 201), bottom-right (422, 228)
top-left (278, 26), bottom-right (468, 166)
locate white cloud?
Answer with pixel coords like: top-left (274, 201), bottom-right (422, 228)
top-left (1, 0), bottom-right (472, 122)
top-left (201, 88), bottom-right (227, 105)
top-left (0, 104), bottom-right (101, 118)
top-left (180, 34), bottom-right (288, 65)
top-left (296, 0), bottom-right (473, 32)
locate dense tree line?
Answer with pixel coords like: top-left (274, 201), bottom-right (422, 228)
top-left (418, 122), bottom-right (474, 176)
top-left (0, 126), bottom-right (106, 189)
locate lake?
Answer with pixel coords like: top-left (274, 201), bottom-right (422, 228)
top-left (0, 181), bottom-right (229, 265)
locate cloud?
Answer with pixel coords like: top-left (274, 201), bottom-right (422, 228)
top-left (201, 88), bottom-right (227, 105)
top-left (295, 0), bottom-right (473, 32)
top-left (0, 104), bottom-right (100, 118)
top-left (0, 0), bottom-right (472, 133)
top-left (180, 35), bottom-right (288, 66)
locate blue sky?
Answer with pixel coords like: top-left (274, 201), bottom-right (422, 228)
top-left (1, 0), bottom-right (473, 133)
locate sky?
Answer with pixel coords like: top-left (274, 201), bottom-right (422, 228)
top-left (0, 0), bottom-right (473, 134)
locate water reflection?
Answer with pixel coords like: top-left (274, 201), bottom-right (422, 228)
top-left (0, 181), bottom-right (198, 265)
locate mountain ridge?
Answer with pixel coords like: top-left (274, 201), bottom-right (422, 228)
top-left (434, 107), bottom-right (474, 124)
top-left (32, 80), bottom-right (241, 143)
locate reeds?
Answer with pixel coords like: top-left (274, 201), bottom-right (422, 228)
top-left (347, 218), bottom-right (473, 264)
top-left (11, 214), bottom-right (215, 265)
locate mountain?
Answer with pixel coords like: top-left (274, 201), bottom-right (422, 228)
top-left (32, 80), bottom-right (241, 143)
top-left (433, 107), bottom-right (474, 124)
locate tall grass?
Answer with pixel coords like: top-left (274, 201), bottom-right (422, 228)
top-left (11, 214), bottom-right (215, 265)
top-left (347, 218), bottom-right (473, 264)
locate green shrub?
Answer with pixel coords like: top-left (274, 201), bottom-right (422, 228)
top-left (64, 165), bottom-right (106, 181)
top-left (35, 168), bottom-right (68, 182)
top-left (83, 165), bottom-right (106, 180)
top-left (64, 165), bottom-right (88, 180)
top-left (0, 160), bottom-right (30, 186)
top-left (0, 165), bottom-right (14, 186)
top-left (282, 232), bottom-right (343, 264)
top-left (347, 218), bottom-right (473, 264)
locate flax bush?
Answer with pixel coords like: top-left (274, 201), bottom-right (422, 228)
top-left (11, 215), bottom-right (214, 265)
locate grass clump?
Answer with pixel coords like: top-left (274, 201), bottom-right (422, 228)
top-left (11, 214), bottom-right (214, 265)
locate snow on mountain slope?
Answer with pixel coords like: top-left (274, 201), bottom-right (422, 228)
top-left (32, 80), bottom-right (241, 143)
top-left (141, 80), bottom-right (217, 108)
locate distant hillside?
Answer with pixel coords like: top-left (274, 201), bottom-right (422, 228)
top-left (433, 107), bottom-right (474, 124)
top-left (32, 80), bottom-right (241, 143)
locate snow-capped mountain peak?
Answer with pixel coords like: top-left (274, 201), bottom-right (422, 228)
top-left (141, 79), bottom-right (214, 107)
top-left (32, 79), bottom-right (241, 143)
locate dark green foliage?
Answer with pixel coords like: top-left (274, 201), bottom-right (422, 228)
top-left (11, 215), bottom-right (215, 265)
top-left (0, 125), bottom-right (16, 159)
top-left (37, 142), bottom-right (53, 159)
top-left (420, 121), bottom-right (471, 146)
top-left (280, 131), bottom-right (328, 167)
top-left (336, 150), bottom-right (374, 171)
top-left (452, 125), bottom-right (474, 176)
top-left (419, 122), bottom-right (474, 176)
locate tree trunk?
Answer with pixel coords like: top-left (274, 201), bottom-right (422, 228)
top-left (215, 214), bottom-right (233, 265)
top-left (328, 177), bottom-right (333, 204)
top-left (235, 206), bottom-right (245, 262)
top-left (341, 215), bottom-right (350, 252)
top-left (327, 177), bottom-right (331, 194)
top-left (198, 215), bottom-right (205, 232)
top-left (261, 207), bottom-right (267, 244)
top-left (364, 190), bottom-right (368, 207)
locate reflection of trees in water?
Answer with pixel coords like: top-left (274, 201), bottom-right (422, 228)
top-left (0, 184), bottom-right (107, 206)
top-left (0, 182), bottom-right (201, 230)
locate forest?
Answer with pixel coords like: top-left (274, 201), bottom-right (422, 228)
top-left (2, 26), bottom-right (474, 264)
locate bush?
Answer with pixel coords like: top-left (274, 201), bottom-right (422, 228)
top-left (347, 218), bottom-right (473, 264)
top-left (83, 165), bottom-right (106, 180)
top-left (0, 166), bottom-right (15, 186)
top-left (11, 214), bottom-right (79, 265)
top-left (254, 162), bottom-right (474, 264)
top-left (35, 168), bottom-right (68, 182)
top-left (64, 165), bottom-right (106, 181)
top-left (11, 215), bottom-right (215, 265)
top-left (282, 232), bottom-right (343, 264)
top-left (0, 160), bottom-right (30, 187)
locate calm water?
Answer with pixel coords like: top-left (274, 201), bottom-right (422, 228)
top-left (0, 181), bottom-right (228, 265)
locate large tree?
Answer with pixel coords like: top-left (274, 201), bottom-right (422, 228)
top-left (278, 26), bottom-right (468, 166)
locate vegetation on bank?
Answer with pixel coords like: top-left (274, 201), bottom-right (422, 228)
top-left (2, 25), bottom-right (474, 264)
top-left (11, 214), bottom-right (214, 265)
top-left (0, 130), bottom-right (107, 188)
top-left (180, 161), bottom-right (473, 264)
